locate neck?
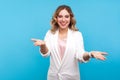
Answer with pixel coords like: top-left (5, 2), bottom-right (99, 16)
top-left (59, 28), bottom-right (68, 34)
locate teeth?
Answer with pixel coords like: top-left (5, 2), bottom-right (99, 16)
top-left (61, 23), bottom-right (66, 25)
top-left (60, 23), bottom-right (66, 25)
top-left (61, 24), bottom-right (66, 26)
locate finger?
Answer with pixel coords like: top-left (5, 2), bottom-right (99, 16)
top-left (31, 38), bottom-right (41, 42)
top-left (101, 52), bottom-right (108, 55)
top-left (31, 38), bottom-right (38, 42)
top-left (34, 42), bottom-right (41, 46)
top-left (33, 43), bottom-right (36, 46)
top-left (97, 57), bottom-right (104, 60)
top-left (99, 56), bottom-right (106, 60)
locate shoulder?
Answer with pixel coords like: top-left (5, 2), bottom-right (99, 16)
top-left (70, 30), bottom-right (83, 41)
top-left (46, 30), bottom-right (58, 35)
top-left (71, 31), bottom-right (84, 42)
top-left (46, 30), bottom-right (53, 35)
top-left (71, 30), bottom-right (83, 37)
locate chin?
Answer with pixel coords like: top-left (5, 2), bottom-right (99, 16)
top-left (60, 27), bottom-right (68, 29)
top-left (60, 25), bottom-right (68, 29)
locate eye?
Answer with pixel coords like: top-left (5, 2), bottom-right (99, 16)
top-left (58, 15), bottom-right (62, 18)
top-left (65, 15), bottom-right (70, 18)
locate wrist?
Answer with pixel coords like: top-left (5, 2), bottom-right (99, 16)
top-left (89, 52), bottom-right (94, 58)
top-left (40, 45), bottom-right (48, 54)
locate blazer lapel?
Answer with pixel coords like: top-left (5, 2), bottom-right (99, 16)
top-left (54, 30), bottom-right (61, 65)
top-left (61, 29), bottom-right (71, 64)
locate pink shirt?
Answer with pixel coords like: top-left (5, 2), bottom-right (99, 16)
top-left (58, 38), bottom-right (67, 60)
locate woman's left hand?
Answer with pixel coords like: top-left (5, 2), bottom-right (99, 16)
top-left (91, 51), bottom-right (107, 60)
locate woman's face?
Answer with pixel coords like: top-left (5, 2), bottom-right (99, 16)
top-left (57, 9), bottom-right (70, 29)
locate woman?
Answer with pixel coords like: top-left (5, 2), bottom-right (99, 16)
top-left (32, 5), bottom-right (107, 80)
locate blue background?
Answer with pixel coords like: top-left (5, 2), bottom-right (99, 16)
top-left (0, 0), bottom-right (120, 80)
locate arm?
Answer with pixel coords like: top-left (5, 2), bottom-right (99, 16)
top-left (75, 32), bottom-right (89, 62)
top-left (75, 31), bottom-right (107, 62)
top-left (32, 38), bottom-right (48, 54)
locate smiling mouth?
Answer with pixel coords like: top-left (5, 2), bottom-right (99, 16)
top-left (60, 22), bottom-right (67, 26)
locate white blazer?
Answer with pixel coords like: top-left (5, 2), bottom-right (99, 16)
top-left (40, 28), bottom-right (87, 80)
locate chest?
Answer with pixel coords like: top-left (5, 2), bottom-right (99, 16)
top-left (50, 34), bottom-right (77, 54)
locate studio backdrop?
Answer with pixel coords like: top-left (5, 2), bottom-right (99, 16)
top-left (0, 0), bottom-right (120, 80)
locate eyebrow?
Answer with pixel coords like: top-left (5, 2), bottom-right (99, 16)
top-left (58, 14), bottom-right (70, 16)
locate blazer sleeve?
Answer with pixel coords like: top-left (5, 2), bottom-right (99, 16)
top-left (40, 30), bottom-right (51, 57)
top-left (75, 31), bottom-right (88, 63)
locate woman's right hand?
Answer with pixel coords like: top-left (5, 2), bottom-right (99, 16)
top-left (31, 38), bottom-right (45, 47)
top-left (31, 38), bottom-right (48, 54)
top-left (34, 40), bottom-right (45, 47)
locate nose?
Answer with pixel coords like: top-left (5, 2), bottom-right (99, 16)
top-left (62, 17), bottom-right (65, 22)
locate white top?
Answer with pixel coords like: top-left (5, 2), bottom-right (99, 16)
top-left (40, 28), bottom-right (87, 80)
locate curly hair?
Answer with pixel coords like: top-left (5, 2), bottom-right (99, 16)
top-left (50, 5), bottom-right (78, 34)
